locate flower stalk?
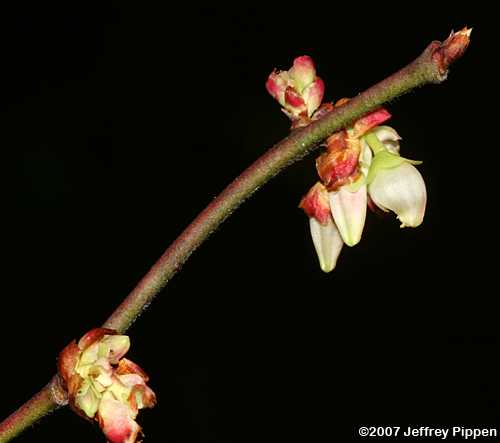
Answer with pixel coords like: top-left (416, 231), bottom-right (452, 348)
top-left (0, 28), bottom-right (470, 443)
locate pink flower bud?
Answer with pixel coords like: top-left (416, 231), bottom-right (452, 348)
top-left (266, 55), bottom-right (325, 122)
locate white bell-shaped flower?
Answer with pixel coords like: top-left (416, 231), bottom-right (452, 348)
top-left (368, 161), bottom-right (426, 227)
top-left (364, 128), bottom-right (426, 228)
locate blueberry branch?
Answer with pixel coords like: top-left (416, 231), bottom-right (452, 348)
top-left (0, 28), bottom-right (470, 443)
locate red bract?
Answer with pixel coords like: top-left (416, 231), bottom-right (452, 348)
top-left (316, 133), bottom-right (361, 190)
top-left (351, 108), bottom-right (391, 138)
top-left (299, 182), bottom-right (331, 225)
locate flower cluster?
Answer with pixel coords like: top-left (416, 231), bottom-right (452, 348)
top-left (58, 328), bottom-right (156, 443)
top-left (266, 56), bottom-right (427, 272)
top-left (266, 55), bottom-right (326, 129)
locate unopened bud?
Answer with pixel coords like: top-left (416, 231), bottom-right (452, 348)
top-left (58, 328), bottom-right (156, 443)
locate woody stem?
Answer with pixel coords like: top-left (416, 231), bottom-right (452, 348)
top-left (0, 377), bottom-right (66, 443)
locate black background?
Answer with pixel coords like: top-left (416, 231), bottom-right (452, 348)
top-left (2, 3), bottom-right (497, 443)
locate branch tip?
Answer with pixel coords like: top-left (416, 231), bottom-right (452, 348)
top-left (432, 27), bottom-right (472, 79)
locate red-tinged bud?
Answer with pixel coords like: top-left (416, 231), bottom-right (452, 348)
top-left (58, 329), bottom-right (156, 443)
top-left (266, 55), bottom-right (325, 122)
top-left (352, 108), bottom-right (391, 138)
top-left (289, 55), bottom-right (316, 92)
top-left (432, 27), bottom-right (472, 78)
top-left (299, 182), bottom-right (331, 225)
